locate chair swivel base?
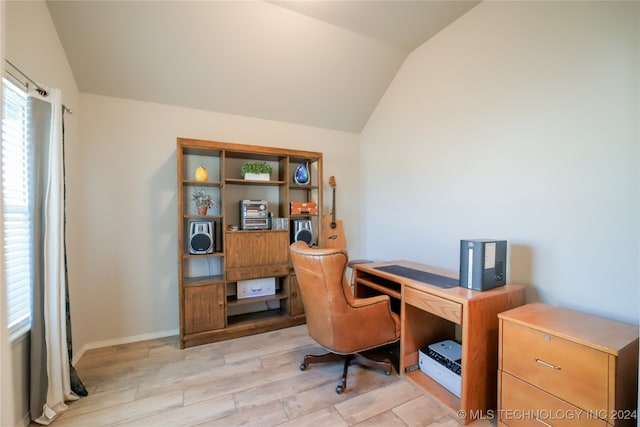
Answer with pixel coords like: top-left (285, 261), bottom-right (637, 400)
top-left (299, 351), bottom-right (393, 394)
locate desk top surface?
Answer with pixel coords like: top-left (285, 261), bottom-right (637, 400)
top-left (355, 260), bottom-right (524, 303)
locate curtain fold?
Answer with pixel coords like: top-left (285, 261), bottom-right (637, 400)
top-left (28, 88), bottom-right (80, 425)
top-left (63, 110), bottom-right (87, 398)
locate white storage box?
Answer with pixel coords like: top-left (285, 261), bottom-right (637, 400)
top-left (237, 277), bottom-right (276, 299)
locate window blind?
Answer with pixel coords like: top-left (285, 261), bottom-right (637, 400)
top-left (1, 77), bottom-right (33, 337)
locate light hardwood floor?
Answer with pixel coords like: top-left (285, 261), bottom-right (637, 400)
top-left (45, 326), bottom-right (497, 426)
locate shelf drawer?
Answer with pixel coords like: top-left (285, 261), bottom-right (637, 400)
top-left (227, 264), bottom-right (289, 281)
top-left (501, 321), bottom-right (609, 412)
top-left (226, 267), bottom-right (262, 281)
top-left (404, 286), bottom-right (462, 324)
top-left (499, 371), bottom-right (606, 427)
top-left (261, 264), bottom-right (290, 277)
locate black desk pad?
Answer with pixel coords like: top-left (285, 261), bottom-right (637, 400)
top-left (374, 265), bottom-right (459, 289)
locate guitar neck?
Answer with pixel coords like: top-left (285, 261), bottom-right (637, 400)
top-left (331, 188), bottom-right (336, 225)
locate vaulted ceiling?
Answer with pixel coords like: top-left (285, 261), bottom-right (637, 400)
top-left (46, 1), bottom-right (479, 132)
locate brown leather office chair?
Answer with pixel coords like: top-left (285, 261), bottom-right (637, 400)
top-left (289, 241), bottom-right (400, 394)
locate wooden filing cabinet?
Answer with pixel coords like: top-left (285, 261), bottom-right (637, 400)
top-left (498, 303), bottom-right (638, 427)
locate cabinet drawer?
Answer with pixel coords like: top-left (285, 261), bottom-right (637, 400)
top-left (499, 371), bottom-right (606, 427)
top-left (261, 264), bottom-right (290, 277)
top-left (501, 321), bottom-right (609, 412)
top-left (226, 267), bottom-right (262, 281)
top-left (227, 264), bottom-right (290, 281)
top-left (404, 286), bottom-right (462, 324)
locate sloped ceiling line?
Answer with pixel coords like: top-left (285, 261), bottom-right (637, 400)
top-left (46, 0), bottom-right (479, 132)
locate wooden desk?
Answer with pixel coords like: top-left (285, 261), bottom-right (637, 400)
top-left (354, 260), bottom-right (525, 425)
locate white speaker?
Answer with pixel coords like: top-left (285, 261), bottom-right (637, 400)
top-left (291, 220), bottom-right (313, 246)
top-left (189, 221), bottom-right (214, 254)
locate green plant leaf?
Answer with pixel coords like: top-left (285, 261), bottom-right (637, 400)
top-left (240, 161), bottom-right (272, 176)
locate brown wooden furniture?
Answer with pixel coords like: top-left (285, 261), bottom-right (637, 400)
top-left (498, 303), bottom-right (639, 427)
top-left (289, 242), bottom-right (400, 394)
top-left (177, 138), bottom-right (322, 348)
top-left (353, 260), bottom-right (525, 425)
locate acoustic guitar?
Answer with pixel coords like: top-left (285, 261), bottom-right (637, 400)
top-left (321, 176), bottom-right (347, 250)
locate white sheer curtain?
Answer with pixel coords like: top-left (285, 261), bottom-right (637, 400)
top-left (29, 87), bottom-right (78, 425)
top-left (0, 4), bottom-right (17, 420)
top-left (0, 5), bottom-right (17, 424)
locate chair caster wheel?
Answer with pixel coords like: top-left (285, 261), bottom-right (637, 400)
top-left (335, 385), bottom-right (344, 394)
top-left (300, 363), bottom-right (308, 371)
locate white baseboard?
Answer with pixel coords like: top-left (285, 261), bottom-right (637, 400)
top-left (71, 329), bottom-right (179, 366)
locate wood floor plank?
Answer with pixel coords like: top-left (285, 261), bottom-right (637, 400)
top-left (334, 380), bottom-right (423, 424)
top-left (182, 357), bottom-right (307, 406)
top-left (352, 410), bottom-right (407, 426)
top-left (281, 365), bottom-right (399, 420)
top-left (135, 357), bottom-right (260, 401)
top-left (222, 328), bottom-right (315, 364)
top-left (192, 401), bottom-right (289, 427)
top-left (51, 391), bottom-right (184, 427)
top-left (423, 418), bottom-right (466, 427)
top-left (276, 407), bottom-right (349, 427)
top-left (258, 343), bottom-right (319, 369)
top-left (33, 325), bottom-right (485, 427)
top-left (232, 364), bottom-right (339, 409)
top-left (76, 347), bottom-right (151, 370)
top-left (392, 395), bottom-right (452, 427)
top-left (54, 388), bottom-right (138, 421)
top-left (79, 351), bottom-right (189, 392)
top-left (114, 395), bottom-right (236, 427)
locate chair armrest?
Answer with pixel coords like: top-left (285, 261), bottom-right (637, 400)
top-left (350, 294), bottom-right (390, 308)
top-left (335, 293), bottom-right (400, 352)
top-left (350, 294), bottom-right (399, 331)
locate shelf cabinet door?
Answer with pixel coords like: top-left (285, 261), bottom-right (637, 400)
top-left (225, 231), bottom-right (290, 281)
top-left (225, 231), bottom-right (289, 269)
top-left (184, 284), bottom-right (225, 334)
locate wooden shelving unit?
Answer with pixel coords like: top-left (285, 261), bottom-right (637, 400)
top-left (177, 138), bottom-right (323, 348)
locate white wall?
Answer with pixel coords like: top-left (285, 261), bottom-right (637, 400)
top-left (361, 1), bottom-right (639, 325)
top-left (74, 94), bottom-right (361, 352)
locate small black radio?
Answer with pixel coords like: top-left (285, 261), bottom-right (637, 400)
top-left (240, 200), bottom-right (270, 230)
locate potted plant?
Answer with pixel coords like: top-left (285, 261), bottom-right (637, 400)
top-left (192, 189), bottom-right (215, 215)
top-left (240, 161), bottom-right (272, 181)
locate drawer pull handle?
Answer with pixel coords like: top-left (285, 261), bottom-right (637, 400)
top-left (534, 416), bottom-right (553, 427)
top-left (535, 358), bottom-right (561, 370)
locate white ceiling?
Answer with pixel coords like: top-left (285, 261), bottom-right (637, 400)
top-left (46, 1), bottom-right (479, 132)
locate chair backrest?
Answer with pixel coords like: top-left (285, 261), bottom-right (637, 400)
top-left (289, 241), bottom-right (355, 351)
